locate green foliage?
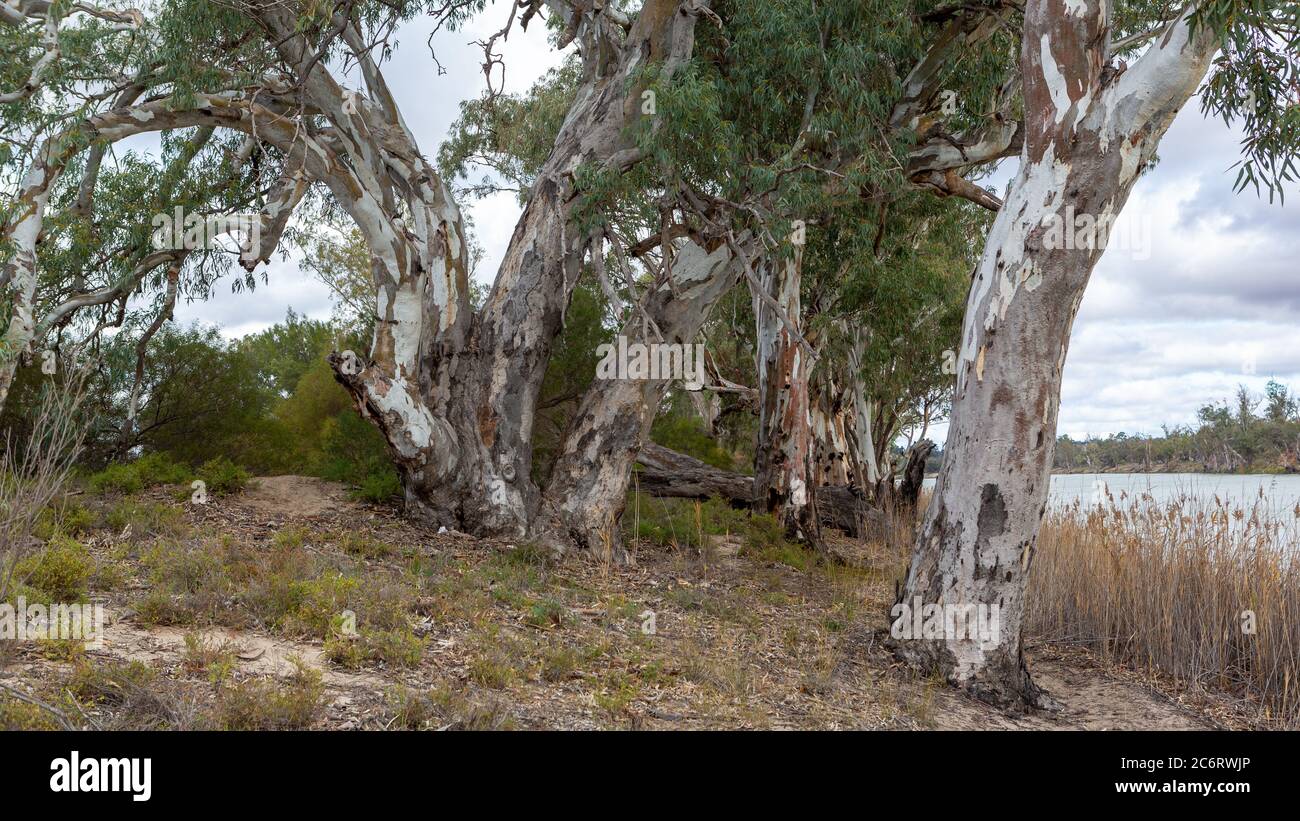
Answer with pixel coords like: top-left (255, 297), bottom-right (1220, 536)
top-left (88, 453), bottom-right (192, 494)
top-left (1191, 0), bottom-right (1300, 201)
top-left (0, 695), bottom-right (65, 731)
top-left (324, 627), bottom-right (425, 669)
top-left (67, 659), bottom-right (158, 706)
top-left (34, 499), bottom-right (96, 540)
top-left (237, 310), bottom-right (337, 397)
top-left (351, 471), bottom-right (402, 503)
top-left (74, 323), bottom-right (280, 471)
top-left (216, 659), bottom-right (324, 730)
top-left (439, 58), bottom-right (582, 204)
top-left (650, 413), bottom-right (740, 471)
top-left (316, 403), bottom-right (401, 501)
top-left (103, 498), bottom-right (187, 539)
top-left (13, 536), bottom-right (94, 603)
top-left (196, 456), bottom-right (250, 495)
top-left (532, 280), bottom-right (615, 482)
top-left (624, 493), bottom-right (803, 568)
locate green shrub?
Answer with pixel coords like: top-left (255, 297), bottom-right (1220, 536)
top-left (104, 498), bottom-right (187, 538)
top-left (34, 499), bottom-right (96, 540)
top-left (623, 493), bottom-right (811, 567)
top-left (87, 462), bottom-right (144, 494)
top-left (337, 532), bottom-right (395, 559)
top-left (217, 659), bottom-right (324, 730)
top-left (197, 456), bottom-right (250, 495)
top-left (650, 415), bottom-right (739, 471)
top-left (0, 695), bottom-right (65, 730)
top-left (324, 627), bottom-right (425, 669)
top-left (13, 537), bottom-right (93, 603)
top-left (351, 470), bottom-right (401, 503)
top-left (88, 453), bottom-right (192, 494)
top-left (66, 659), bottom-right (157, 705)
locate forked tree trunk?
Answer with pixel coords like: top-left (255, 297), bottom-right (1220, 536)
top-left (892, 0), bottom-right (1216, 709)
top-left (307, 0), bottom-right (711, 543)
top-left (753, 247), bottom-right (819, 542)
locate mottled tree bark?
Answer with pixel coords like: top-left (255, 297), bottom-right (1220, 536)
top-left (265, 0), bottom-right (712, 542)
top-left (753, 247), bottom-right (819, 542)
top-left (893, 0), bottom-right (1217, 709)
top-left (540, 238), bottom-right (744, 559)
top-left (811, 377), bottom-right (854, 487)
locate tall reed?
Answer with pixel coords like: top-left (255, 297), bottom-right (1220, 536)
top-left (1028, 488), bottom-right (1300, 725)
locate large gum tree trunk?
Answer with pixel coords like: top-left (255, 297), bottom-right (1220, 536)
top-left (314, 0), bottom-right (710, 540)
top-left (540, 238), bottom-right (743, 559)
top-left (753, 247), bottom-right (819, 542)
top-left (892, 0), bottom-right (1216, 709)
top-left (811, 379), bottom-right (853, 487)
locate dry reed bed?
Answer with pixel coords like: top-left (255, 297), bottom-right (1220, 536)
top-left (1028, 490), bottom-right (1300, 726)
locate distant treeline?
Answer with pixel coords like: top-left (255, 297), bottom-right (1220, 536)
top-left (1054, 381), bottom-right (1300, 474)
top-left (920, 381), bottom-right (1300, 475)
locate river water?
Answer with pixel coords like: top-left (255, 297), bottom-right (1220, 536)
top-left (924, 472), bottom-right (1300, 509)
top-left (922, 473), bottom-right (1300, 543)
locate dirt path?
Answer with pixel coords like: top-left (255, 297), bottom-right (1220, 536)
top-left (931, 656), bottom-right (1211, 730)
top-left (238, 475), bottom-right (354, 519)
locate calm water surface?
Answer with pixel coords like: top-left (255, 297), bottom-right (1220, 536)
top-left (922, 473), bottom-right (1300, 544)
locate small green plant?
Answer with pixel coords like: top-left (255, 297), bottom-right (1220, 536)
top-left (537, 645), bottom-right (581, 682)
top-left (181, 633), bottom-right (238, 685)
top-left (351, 470), bottom-right (401, 503)
top-left (324, 627), bottom-right (425, 669)
top-left (337, 532), bottom-right (395, 559)
top-left (383, 685), bottom-right (515, 730)
top-left (104, 498), bottom-right (187, 538)
top-left (66, 659), bottom-right (157, 705)
top-left (133, 589), bottom-right (195, 626)
top-left (469, 652), bottom-right (518, 690)
top-left (0, 694), bottom-right (66, 730)
top-left (88, 453), bottom-right (192, 494)
top-left (525, 598), bottom-right (568, 629)
top-left (34, 499), bottom-right (96, 540)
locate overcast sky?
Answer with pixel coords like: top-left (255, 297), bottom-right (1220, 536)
top-left (168, 11), bottom-right (1298, 442)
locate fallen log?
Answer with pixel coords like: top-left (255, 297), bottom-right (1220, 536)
top-left (635, 442), bottom-right (882, 537)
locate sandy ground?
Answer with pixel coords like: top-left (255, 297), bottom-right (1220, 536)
top-left (1, 476), bottom-right (1233, 731)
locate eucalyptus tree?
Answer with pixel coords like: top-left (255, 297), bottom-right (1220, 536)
top-left (0, 0), bottom-right (995, 563)
top-left (567, 0), bottom-right (1014, 542)
top-left (439, 0), bottom-right (986, 548)
top-left (0, 0), bottom-right (764, 557)
top-left (1, 0), bottom-right (303, 408)
top-left (800, 193), bottom-right (977, 503)
top-left (887, 0), bottom-right (1299, 708)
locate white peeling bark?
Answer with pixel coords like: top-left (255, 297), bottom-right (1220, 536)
top-left (893, 0), bottom-right (1218, 709)
top-left (753, 246), bottom-right (819, 542)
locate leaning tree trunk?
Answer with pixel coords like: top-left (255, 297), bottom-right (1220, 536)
top-left (892, 0), bottom-right (1216, 709)
top-left (753, 247), bottom-right (819, 543)
top-left (634, 442), bottom-right (882, 537)
top-left (895, 439), bottom-right (935, 521)
top-left (540, 238), bottom-right (745, 559)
